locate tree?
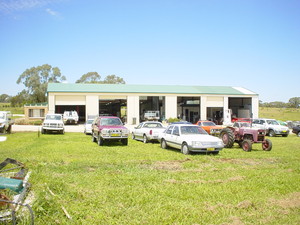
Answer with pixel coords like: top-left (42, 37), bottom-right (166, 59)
top-left (102, 75), bottom-right (125, 84)
top-left (10, 90), bottom-right (30, 107)
top-left (75, 72), bottom-right (101, 83)
top-left (289, 97), bottom-right (300, 108)
top-left (17, 64), bottom-right (66, 103)
top-left (0, 94), bottom-right (10, 103)
top-left (76, 72), bottom-right (126, 84)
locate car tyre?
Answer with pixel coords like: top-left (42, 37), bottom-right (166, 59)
top-left (98, 135), bottom-right (104, 146)
top-left (269, 130), bottom-right (276, 137)
top-left (181, 143), bottom-right (191, 155)
top-left (92, 133), bottom-right (97, 142)
top-left (161, 139), bottom-right (167, 149)
top-left (262, 139), bottom-right (272, 151)
top-left (121, 139), bottom-right (128, 145)
top-left (242, 140), bottom-right (252, 152)
top-left (143, 135), bottom-right (148, 144)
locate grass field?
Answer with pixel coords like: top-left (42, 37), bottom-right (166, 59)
top-left (1, 132), bottom-right (299, 224)
top-left (259, 107), bottom-right (300, 121)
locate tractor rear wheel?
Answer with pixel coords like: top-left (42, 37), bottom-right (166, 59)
top-left (262, 139), bottom-right (272, 151)
top-left (220, 128), bottom-right (235, 148)
top-left (242, 140), bottom-right (252, 152)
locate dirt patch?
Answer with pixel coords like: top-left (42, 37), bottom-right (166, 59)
top-left (165, 176), bottom-right (245, 184)
top-left (236, 200), bottom-right (255, 209)
top-left (269, 192), bottom-right (300, 208)
top-left (216, 158), bottom-right (280, 166)
top-left (148, 158), bottom-right (191, 171)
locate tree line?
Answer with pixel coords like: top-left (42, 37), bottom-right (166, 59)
top-left (259, 98), bottom-right (300, 109)
top-left (1, 64), bottom-right (125, 106)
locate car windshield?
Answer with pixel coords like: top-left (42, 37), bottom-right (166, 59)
top-left (180, 126), bottom-right (207, 135)
top-left (202, 121), bottom-right (216, 126)
top-left (46, 115), bottom-right (62, 120)
top-left (144, 123), bottom-right (163, 128)
top-left (100, 118), bottom-right (122, 126)
top-left (267, 120), bottom-right (279, 125)
top-left (86, 119), bottom-right (93, 124)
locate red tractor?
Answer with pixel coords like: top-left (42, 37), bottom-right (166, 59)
top-left (220, 122), bottom-right (272, 152)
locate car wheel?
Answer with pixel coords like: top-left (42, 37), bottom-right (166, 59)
top-left (262, 139), bottom-right (272, 151)
top-left (98, 135), bottom-right (104, 146)
top-left (92, 133), bottom-right (97, 142)
top-left (143, 135), bottom-right (148, 144)
top-left (121, 139), bottom-right (128, 145)
top-left (61, 129), bottom-right (65, 135)
top-left (242, 140), bottom-right (252, 152)
top-left (269, 130), bottom-right (276, 137)
top-left (6, 125), bottom-right (12, 134)
top-left (41, 128), bottom-right (45, 134)
top-left (181, 143), bottom-right (191, 155)
top-left (161, 139), bottom-right (167, 149)
top-left (131, 133), bottom-right (135, 140)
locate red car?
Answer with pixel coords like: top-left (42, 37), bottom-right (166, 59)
top-left (91, 116), bottom-right (129, 146)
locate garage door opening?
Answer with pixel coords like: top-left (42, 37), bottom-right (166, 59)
top-left (55, 105), bottom-right (86, 122)
top-left (99, 99), bottom-right (127, 123)
top-left (229, 97), bottom-right (252, 119)
top-left (206, 107), bottom-right (224, 125)
top-left (139, 96), bottom-right (165, 122)
top-left (177, 97), bottom-right (200, 123)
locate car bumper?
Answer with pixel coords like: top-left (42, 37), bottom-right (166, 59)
top-left (274, 130), bottom-right (289, 135)
top-left (188, 146), bottom-right (222, 153)
top-left (43, 127), bottom-right (64, 131)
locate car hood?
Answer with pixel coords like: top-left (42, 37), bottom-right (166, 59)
top-left (182, 134), bottom-right (222, 142)
top-left (269, 125), bottom-right (289, 129)
top-left (43, 119), bottom-right (64, 124)
top-left (101, 125), bottom-right (127, 130)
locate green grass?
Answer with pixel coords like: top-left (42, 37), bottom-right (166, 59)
top-left (259, 107), bottom-right (300, 121)
top-left (0, 103), bottom-right (23, 115)
top-left (1, 132), bottom-right (299, 224)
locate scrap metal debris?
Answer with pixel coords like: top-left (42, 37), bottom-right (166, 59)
top-left (0, 158), bottom-right (34, 224)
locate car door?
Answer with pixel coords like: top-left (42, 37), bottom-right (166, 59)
top-left (170, 126), bottom-right (181, 149)
top-left (164, 125), bottom-right (174, 146)
top-left (134, 123), bottom-right (143, 140)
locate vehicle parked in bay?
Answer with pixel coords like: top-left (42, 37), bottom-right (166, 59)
top-left (220, 122), bottom-right (272, 152)
top-left (63, 111), bottom-right (79, 124)
top-left (194, 120), bottom-right (223, 136)
top-left (91, 116), bottom-right (129, 146)
top-left (0, 111), bottom-right (13, 134)
top-left (292, 124), bottom-right (300, 137)
top-left (84, 118), bottom-right (94, 135)
top-left (132, 121), bottom-right (166, 143)
top-left (41, 114), bottom-right (65, 134)
top-left (252, 118), bottom-right (289, 137)
top-left (160, 124), bottom-right (223, 155)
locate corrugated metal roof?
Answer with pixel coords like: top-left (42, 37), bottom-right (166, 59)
top-left (47, 83), bottom-right (257, 95)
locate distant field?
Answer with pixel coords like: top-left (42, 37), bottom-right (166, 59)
top-left (259, 107), bottom-right (300, 121)
top-left (0, 103), bottom-right (23, 114)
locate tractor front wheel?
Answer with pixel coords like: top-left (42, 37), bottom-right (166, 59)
top-left (262, 139), bottom-right (272, 151)
top-left (242, 140), bottom-right (252, 152)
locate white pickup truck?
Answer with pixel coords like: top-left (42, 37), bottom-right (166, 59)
top-left (0, 111), bottom-right (14, 134)
top-left (132, 121), bottom-right (166, 143)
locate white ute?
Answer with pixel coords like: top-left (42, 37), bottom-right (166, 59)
top-left (132, 121), bottom-right (166, 143)
top-left (42, 114), bottom-right (65, 134)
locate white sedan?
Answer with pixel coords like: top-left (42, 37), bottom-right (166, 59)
top-left (132, 121), bottom-right (166, 143)
top-left (160, 124), bottom-right (224, 155)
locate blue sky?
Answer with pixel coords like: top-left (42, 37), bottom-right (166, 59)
top-left (0, 0), bottom-right (299, 102)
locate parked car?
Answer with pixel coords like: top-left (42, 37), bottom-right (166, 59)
top-left (292, 125), bottom-right (300, 137)
top-left (91, 116), bottom-right (129, 146)
top-left (0, 111), bottom-right (13, 134)
top-left (194, 120), bottom-right (223, 136)
top-left (252, 118), bottom-right (289, 137)
top-left (63, 111), bottom-right (79, 124)
top-left (41, 114), bottom-right (65, 134)
top-left (84, 118), bottom-right (94, 135)
top-left (160, 124), bottom-right (224, 155)
top-left (132, 121), bottom-right (166, 143)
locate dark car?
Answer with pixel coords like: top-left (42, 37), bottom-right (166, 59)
top-left (292, 125), bottom-right (300, 137)
top-left (91, 116), bottom-right (129, 145)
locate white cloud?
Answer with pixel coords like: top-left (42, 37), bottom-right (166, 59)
top-left (46, 8), bottom-right (59, 16)
top-left (0, 0), bottom-right (62, 13)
